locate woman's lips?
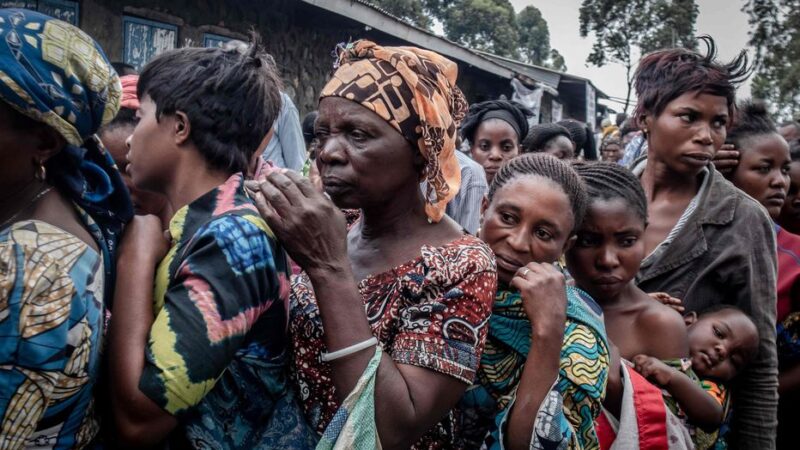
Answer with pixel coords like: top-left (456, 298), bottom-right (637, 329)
top-left (495, 254), bottom-right (523, 273)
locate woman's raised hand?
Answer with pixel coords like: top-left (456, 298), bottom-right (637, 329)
top-left (245, 170), bottom-right (348, 274)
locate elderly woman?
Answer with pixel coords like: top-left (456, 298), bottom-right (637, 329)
top-left (249, 41), bottom-right (496, 449)
top-left (631, 37), bottom-right (778, 449)
top-left (0, 9), bottom-right (131, 448)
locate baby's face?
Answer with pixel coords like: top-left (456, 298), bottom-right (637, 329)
top-left (686, 309), bottom-right (759, 381)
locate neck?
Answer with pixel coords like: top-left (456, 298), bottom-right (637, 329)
top-left (595, 281), bottom-right (640, 311)
top-left (0, 180), bottom-right (49, 225)
top-left (359, 185), bottom-right (430, 241)
top-left (164, 151), bottom-right (231, 213)
top-left (640, 158), bottom-right (701, 201)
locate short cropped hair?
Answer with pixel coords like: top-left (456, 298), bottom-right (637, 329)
top-left (633, 36), bottom-right (751, 125)
top-left (138, 35), bottom-right (283, 174)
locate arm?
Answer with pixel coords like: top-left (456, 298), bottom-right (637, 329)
top-left (632, 355), bottom-right (723, 431)
top-left (108, 216), bottom-right (176, 447)
top-left (251, 171), bottom-right (495, 449)
top-left (0, 243), bottom-right (74, 448)
top-left (729, 208), bottom-right (779, 449)
top-left (502, 264), bottom-right (609, 450)
top-left (779, 363), bottom-right (800, 395)
top-left (277, 95), bottom-right (307, 172)
top-left (308, 269), bottom-right (486, 449)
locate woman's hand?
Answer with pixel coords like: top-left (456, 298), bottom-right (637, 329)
top-left (713, 143), bottom-right (739, 175)
top-left (631, 354), bottom-right (674, 387)
top-left (245, 170), bottom-right (348, 274)
top-left (512, 263), bottom-right (567, 333)
top-left (119, 215), bottom-right (169, 264)
top-left (648, 291), bottom-right (685, 312)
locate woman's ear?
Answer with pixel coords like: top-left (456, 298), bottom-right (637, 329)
top-left (173, 111), bottom-right (191, 145)
top-left (683, 311), bottom-right (698, 327)
top-left (34, 123), bottom-right (66, 163)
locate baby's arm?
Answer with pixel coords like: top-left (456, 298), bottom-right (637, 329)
top-left (631, 355), bottom-right (723, 431)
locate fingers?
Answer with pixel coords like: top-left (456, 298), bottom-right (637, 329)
top-left (282, 170), bottom-right (319, 198)
top-left (267, 171), bottom-right (307, 206)
top-left (251, 190), bottom-right (284, 234)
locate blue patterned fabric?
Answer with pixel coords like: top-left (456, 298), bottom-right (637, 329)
top-left (459, 286), bottom-right (609, 449)
top-left (0, 8), bottom-right (132, 300)
top-left (0, 216), bottom-right (105, 449)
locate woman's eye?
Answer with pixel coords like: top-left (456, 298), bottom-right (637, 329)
top-left (712, 119), bottom-right (726, 128)
top-left (782, 166), bottom-right (791, 175)
top-left (350, 130), bottom-right (368, 142)
top-left (535, 228), bottom-right (553, 241)
top-left (679, 114), bottom-right (692, 123)
top-left (621, 237), bottom-right (638, 247)
top-left (577, 235), bottom-right (595, 247)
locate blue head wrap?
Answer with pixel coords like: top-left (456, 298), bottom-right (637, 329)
top-left (0, 9), bottom-right (133, 296)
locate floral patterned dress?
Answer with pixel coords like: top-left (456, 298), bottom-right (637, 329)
top-left (290, 234), bottom-right (497, 449)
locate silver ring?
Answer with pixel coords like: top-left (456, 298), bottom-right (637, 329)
top-left (520, 268), bottom-right (531, 277)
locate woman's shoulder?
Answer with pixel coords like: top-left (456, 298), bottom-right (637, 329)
top-left (2, 219), bottom-right (94, 262)
top-left (420, 233), bottom-right (496, 276)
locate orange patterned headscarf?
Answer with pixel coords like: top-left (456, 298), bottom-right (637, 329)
top-left (320, 40), bottom-right (468, 222)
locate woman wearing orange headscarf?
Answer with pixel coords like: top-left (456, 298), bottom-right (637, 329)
top-left (247, 40), bottom-right (497, 449)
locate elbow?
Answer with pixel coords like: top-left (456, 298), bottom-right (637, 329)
top-left (114, 416), bottom-right (162, 448)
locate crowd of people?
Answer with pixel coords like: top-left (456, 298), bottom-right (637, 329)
top-left (0, 7), bottom-right (798, 450)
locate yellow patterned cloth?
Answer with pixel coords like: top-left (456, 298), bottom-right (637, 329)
top-left (320, 40), bottom-right (468, 222)
top-left (0, 218), bottom-right (104, 449)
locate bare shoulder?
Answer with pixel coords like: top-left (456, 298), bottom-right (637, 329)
top-left (635, 294), bottom-right (690, 359)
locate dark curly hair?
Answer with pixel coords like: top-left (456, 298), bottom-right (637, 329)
top-left (138, 33), bottom-right (283, 174)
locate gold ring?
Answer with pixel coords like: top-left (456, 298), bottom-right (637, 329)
top-left (521, 268), bottom-right (531, 277)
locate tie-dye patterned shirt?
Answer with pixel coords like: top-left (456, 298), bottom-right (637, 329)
top-left (139, 173), bottom-right (315, 449)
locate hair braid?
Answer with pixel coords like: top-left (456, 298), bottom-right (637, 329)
top-left (489, 153), bottom-right (588, 231)
top-left (572, 162), bottom-right (648, 224)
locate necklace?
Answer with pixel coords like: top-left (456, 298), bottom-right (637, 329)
top-left (0, 186), bottom-right (54, 230)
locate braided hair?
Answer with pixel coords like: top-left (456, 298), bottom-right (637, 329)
top-left (522, 122), bottom-right (574, 153)
top-left (727, 100), bottom-right (779, 149)
top-left (489, 153), bottom-right (588, 231)
top-left (572, 161), bottom-right (648, 224)
top-left (460, 100), bottom-right (533, 144)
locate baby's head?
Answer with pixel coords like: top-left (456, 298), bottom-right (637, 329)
top-left (685, 305), bottom-right (759, 382)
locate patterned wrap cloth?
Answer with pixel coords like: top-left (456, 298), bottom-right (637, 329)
top-left (0, 8), bottom-right (130, 449)
top-left (0, 8), bottom-right (131, 298)
top-left (320, 40), bottom-right (468, 222)
top-left (458, 285), bottom-right (610, 449)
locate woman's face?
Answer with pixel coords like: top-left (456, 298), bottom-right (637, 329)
top-left (779, 160), bottom-right (800, 231)
top-left (470, 119), bottom-right (520, 184)
top-left (644, 91), bottom-right (729, 176)
top-left (100, 123), bottom-right (169, 217)
top-left (127, 95), bottom-right (180, 193)
top-left (315, 97), bottom-right (421, 210)
top-left (0, 107), bottom-right (40, 197)
top-left (541, 135), bottom-right (575, 160)
top-left (479, 176), bottom-right (574, 285)
top-left (601, 143), bottom-right (623, 163)
top-left (566, 198), bottom-right (646, 302)
top-left (730, 133), bottom-right (790, 220)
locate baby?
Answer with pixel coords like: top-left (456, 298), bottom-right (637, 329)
top-left (633, 305), bottom-right (759, 447)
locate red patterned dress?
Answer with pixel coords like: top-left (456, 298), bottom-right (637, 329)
top-left (289, 234), bottom-right (497, 448)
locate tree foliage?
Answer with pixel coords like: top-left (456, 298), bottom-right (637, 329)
top-left (369, 1), bottom-right (567, 71)
top-left (744, 0), bottom-right (800, 120)
top-left (579, 0), bottom-right (698, 112)
top-left (369, 0), bottom-right (433, 29)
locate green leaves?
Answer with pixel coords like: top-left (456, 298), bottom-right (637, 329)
top-left (745, 0), bottom-right (800, 120)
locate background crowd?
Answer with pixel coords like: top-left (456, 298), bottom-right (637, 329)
top-left (0, 6), bottom-right (798, 450)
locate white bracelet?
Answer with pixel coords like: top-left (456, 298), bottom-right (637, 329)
top-left (320, 337), bottom-right (379, 362)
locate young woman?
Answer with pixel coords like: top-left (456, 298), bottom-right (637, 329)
top-left (631, 37), bottom-right (778, 448)
top-left (778, 140), bottom-right (800, 234)
top-left (0, 9), bottom-right (132, 448)
top-left (249, 40), bottom-right (497, 449)
top-left (522, 123), bottom-right (576, 159)
top-left (462, 100), bottom-right (533, 184)
top-left (724, 101), bottom-right (800, 450)
top-left (458, 153), bottom-right (609, 449)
